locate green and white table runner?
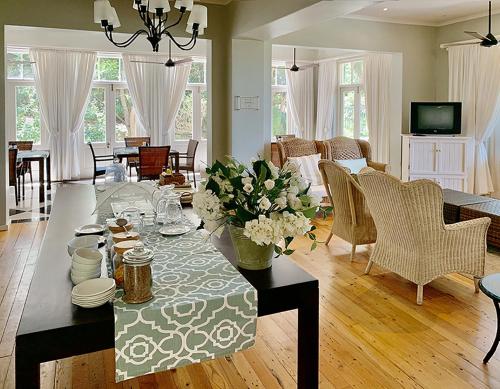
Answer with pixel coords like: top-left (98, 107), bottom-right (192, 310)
top-left (95, 185), bottom-right (258, 382)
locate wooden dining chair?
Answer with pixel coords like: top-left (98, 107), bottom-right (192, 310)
top-left (138, 146), bottom-right (170, 182)
top-left (174, 139), bottom-right (199, 187)
top-left (9, 148), bottom-right (24, 205)
top-left (87, 142), bottom-right (116, 185)
top-left (9, 141), bottom-right (34, 188)
top-left (124, 137), bottom-right (151, 176)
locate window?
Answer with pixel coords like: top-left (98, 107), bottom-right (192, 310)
top-left (115, 88), bottom-right (138, 141)
top-left (339, 59), bottom-right (368, 140)
top-left (83, 54), bottom-right (141, 145)
top-left (84, 87), bottom-right (107, 143)
top-left (16, 86), bottom-right (41, 144)
top-left (7, 50), bottom-right (41, 144)
top-left (272, 65), bottom-right (290, 137)
top-left (175, 61), bottom-right (207, 141)
top-left (7, 49), bottom-right (208, 148)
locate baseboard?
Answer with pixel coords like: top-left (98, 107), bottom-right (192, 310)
top-left (0, 224), bottom-right (9, 231)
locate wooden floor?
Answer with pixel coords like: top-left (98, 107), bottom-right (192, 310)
top-left (1, 219), bottom-right (500, 388)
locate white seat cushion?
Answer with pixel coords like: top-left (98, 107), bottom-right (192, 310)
top-left (309, 184), bottom-right (327, 199)
top-left (287, 153), bottom-right (322, 186)
top-left (334, 158), bottom-right (367, 174)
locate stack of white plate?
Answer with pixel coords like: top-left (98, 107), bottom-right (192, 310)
top-left (71, 248), bottom-right (103, 285)
top-left (71, 278), bottom-right (116, 308)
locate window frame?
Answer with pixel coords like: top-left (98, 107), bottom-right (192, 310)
top-left (271, 64), bottom-right (292, 139)
top-left (337, 58), bottom-right (367, 140)
top-left (175, 60), bottom-right (207, 142)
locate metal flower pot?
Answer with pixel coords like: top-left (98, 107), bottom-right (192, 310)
top-left (228, 225), bottom-right (274, 270)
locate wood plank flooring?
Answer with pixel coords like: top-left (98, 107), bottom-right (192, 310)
top-left (1, 218), bottom-right (500, 388)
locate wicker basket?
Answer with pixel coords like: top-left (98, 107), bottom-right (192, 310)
top-left (159, 173), bottom-right (185, 186)
top-left (460, 201), bottom-right (500, 248)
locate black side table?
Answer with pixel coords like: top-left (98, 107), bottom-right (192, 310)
top-left (479, 274), bottom-right (500, 364)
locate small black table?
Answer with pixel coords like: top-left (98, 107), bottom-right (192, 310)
top-left (479, 274), bottom-right (500, 364)
top-left (16, 185), bottom-right (319, 388)
top-left (17, 150), bottom-right (51, 203)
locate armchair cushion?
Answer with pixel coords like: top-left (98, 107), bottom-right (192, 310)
top-left (277, 138), bottom-right (319, 166)
top-left (288, 153), bottom-right (322, 186)
top-left (334, 158), bottom-right (367, 174)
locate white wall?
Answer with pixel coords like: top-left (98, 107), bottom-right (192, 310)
top-left (231, 39), bottom-right (272, 164)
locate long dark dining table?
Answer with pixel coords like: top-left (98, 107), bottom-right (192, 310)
top-left (15, 184), bottom-right (319, 389)
top-left (16, 150), bottom-right (51, 203)
top-left (113, 146), bottom-right (181, 173)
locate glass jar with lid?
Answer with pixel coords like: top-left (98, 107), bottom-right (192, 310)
top-left (122, 242), bottom-right (154, 304)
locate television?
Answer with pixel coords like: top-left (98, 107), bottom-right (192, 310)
top-left (410, 102), bottom-right (462, 135)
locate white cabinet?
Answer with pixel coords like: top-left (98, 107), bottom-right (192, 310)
top-left (401, 135), bottom-right (474, 193)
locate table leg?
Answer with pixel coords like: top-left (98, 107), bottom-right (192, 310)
top-left (484, 300), bottom-right (500, 364)
top-left (46, 155), bottom-right (51, 190)
top-left (297, 287), bottom-right (319, 389)
top-left (175, 154), bottom-right (180, 174)
top-left (38, 158), bottom-right (45, 203)
top-left (15, 350), bottom-right (40, 388)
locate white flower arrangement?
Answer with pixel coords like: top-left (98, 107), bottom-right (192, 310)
top-left (193, 157), bottom-right (322, 255)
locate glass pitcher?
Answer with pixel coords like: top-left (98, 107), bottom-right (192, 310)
top-left (119, 207), bottom-right (144, 233)
top-left (152, 185), bottom-right (175, 215)
top-left (156, 192), bottom-right (183, 225)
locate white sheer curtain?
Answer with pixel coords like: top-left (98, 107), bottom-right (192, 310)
top-left (286, 67), bottom-right (315, 140)
top-left (122, 54), bottom-right (192, 145)
top-left (316, 60), bottom-right (337, 140)
top-left (489, 132), bottom-right (500, 199)
top-left (364, 53), bottom-right (392, 164)
top-left (30, 48), bottom-right (96, 181)
top-left (449, 45), bottom-right (500, 194)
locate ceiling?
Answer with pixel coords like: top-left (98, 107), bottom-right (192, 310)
top-left (350, 0), bottom-right (500, 26)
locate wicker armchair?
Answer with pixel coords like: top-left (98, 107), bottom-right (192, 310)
top-left (319, 160), bottom-right (377, 260)
top-left (318, 137), bottom-right (388, 172)
top-left (358, 169), bottom-right (491, 305)
top-left (276, 138), bottom-right (321, 167)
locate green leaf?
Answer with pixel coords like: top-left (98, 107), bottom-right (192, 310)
top-left (302, 207), bottom-right (318, 219)
top-left (283, 249), bottom-right (294, 255)
top-left (310, 241), bottom-right (317, 251)
top-left (236, 207), bottom-right (255, 224)
top-left (205, 179), bottom-right (220, 195)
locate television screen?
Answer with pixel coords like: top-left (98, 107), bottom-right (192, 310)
top-left (411, 102), bottom-right (462, 135)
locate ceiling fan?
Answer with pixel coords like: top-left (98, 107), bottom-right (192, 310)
top-left (130, 40), bottom-right (193, 68)
top-left (276, 48), bottom-right (317, 72)
top-left (464, 1), bottom-right (498, 47)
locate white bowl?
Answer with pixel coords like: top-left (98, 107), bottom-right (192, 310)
top-left (68, 236), bottom-right (99, 256)
top-left (71, 261), bottom-right (101, 272)
top-left (71, 267), bottom-right (101, 277)
top-left (72, 254), bottom-right (102, 266)
top-left (71, 274), bottom-right (100, 285)
top-left (72, 278), bottom-right (116, 297)
top-left (73, 247), bottom-right (102, 263)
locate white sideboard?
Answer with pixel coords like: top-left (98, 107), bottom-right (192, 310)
top-left (401, 135), bottom-right (474, 193)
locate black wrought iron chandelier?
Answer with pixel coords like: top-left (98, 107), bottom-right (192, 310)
top-left (93, 0), bottom-right (207, 52)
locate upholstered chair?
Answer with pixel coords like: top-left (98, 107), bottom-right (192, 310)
top-left (276, 137), bottom-right (321, 167)
top-left (318, 136), bottom-right (388, 172)
top-left (318, 160), bottom-right (377, 261)
top-left (357, 169), bottom-right (491, 305)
